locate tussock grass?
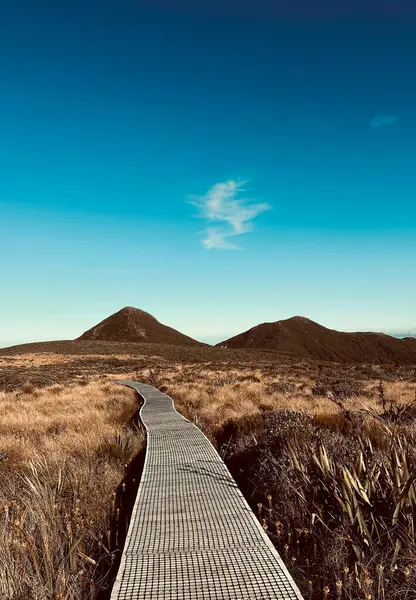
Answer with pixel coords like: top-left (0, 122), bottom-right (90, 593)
top-left (215, 407), bottom-right (416, 599)
top-left (141, 364), bottom-right (416, 433)
top-left (0, 380), bottom-right (143, 599)
top-left (140, 364), bottom-right (416, 600)
top-left (1, 347), bottom-right (415, 599)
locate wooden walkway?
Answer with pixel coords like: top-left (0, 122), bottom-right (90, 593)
top-left (110, 382), bottom-right (304, 600)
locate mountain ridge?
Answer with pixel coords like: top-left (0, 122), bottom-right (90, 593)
top-left (217, 316), bottom-right (416, 363)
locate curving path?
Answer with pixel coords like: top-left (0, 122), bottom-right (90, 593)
top-left (111, 382), bottom-right (304, 600)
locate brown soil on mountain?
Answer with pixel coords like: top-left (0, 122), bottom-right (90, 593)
top-left (217, 316), bottom-right (416, 364)
top-left (77, 306), bottom-right (203, 346)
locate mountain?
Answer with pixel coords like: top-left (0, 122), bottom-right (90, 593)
top-left (217, 316), bottom-right (416, 363)
top-left (77, 307), bottom-right (203, 346)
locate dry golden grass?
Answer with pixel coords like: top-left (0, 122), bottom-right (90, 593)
top-left (130, 364), bottom-right (416, 435)
top-left (1, 347), bottom-right (415, 599)
top-left (0, 352), bottom-right (140, 368)
top-left (133, 364), bottom-right (416, 599)
top-left (0, 380), bottom-right (138, 466)
top-left (0, 379), bottom-right (143, 600)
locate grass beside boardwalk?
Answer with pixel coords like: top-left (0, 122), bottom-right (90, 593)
top-left (148, 364), bottom-right (416, 600)
top-left (217, 408), bottom-right (416, 600)
top-left (0, 380), bottom-right (143, 600)
top-left (0, 348), bottom-right (415, 599)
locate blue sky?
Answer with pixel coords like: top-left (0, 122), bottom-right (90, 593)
top-left (1, 1), bottom-right (415, 346)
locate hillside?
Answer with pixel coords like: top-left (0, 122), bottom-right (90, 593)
top-left (77, 306), bottom-right (203, 346)
top-left (217, 316), bottom-right (416, 363)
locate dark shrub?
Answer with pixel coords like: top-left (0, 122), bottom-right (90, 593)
top-left (312, 375), bottom-right (364, 399)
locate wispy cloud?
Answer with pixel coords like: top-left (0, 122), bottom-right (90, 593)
top-left (370, 113), bottom-right (399, 128)
top-left (202, 228), bottom-right (239, 250)
top-left (190, 180), bottom-right (270, 250)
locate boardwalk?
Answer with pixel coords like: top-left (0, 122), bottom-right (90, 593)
top-left (111, 382), bottom-right (304, 600)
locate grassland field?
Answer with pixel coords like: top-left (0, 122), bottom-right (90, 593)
top-left (0, 343), bottom-right (415, 599)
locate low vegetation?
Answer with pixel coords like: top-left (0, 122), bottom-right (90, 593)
top-left (0, 379), bottom-right (143, 600)
top-left (143, 363), bottom-right (416, 600)
top-left (216, 407), bottom-right (416, 599)
top-left (0, 347), bottom-right (415, 599)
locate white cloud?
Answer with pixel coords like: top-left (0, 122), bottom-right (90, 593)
top-left (202, 228), bottom-right (238, 250)
top-left (370, 113), bottom-right (399, 128)
top-left (190, 180), bottom-right (270, 250)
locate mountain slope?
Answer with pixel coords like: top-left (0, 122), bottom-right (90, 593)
top-left (217, 316), bottom-right (416, 363)
top-left (77, 307), bottom-right (203, 346)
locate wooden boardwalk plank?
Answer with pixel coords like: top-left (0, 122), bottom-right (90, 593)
top-left (111, 382), bottom-right (304, 600)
